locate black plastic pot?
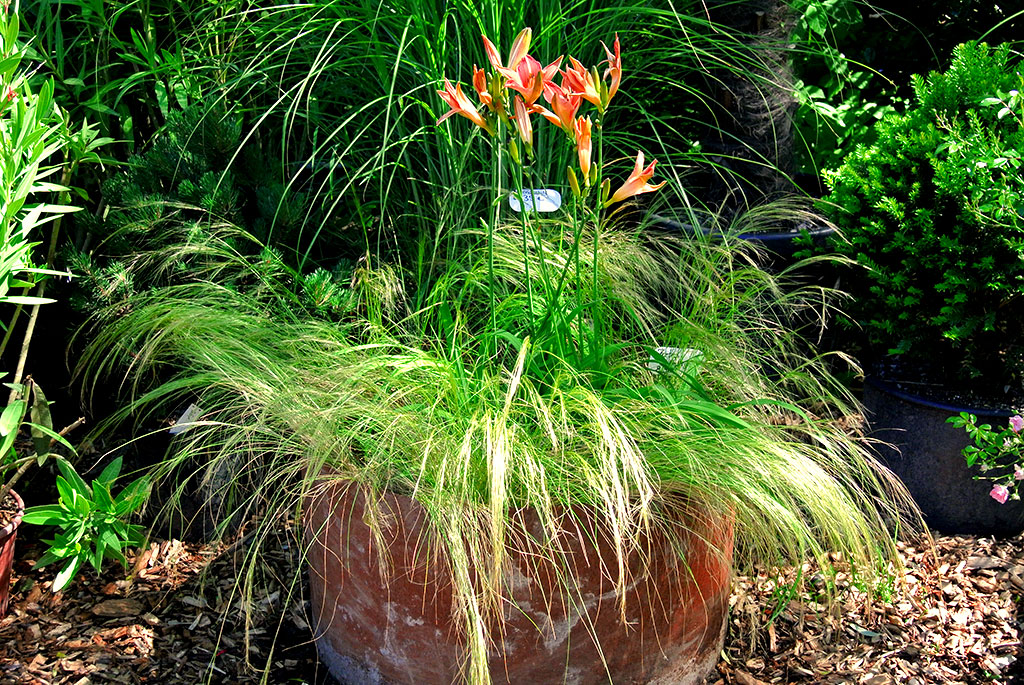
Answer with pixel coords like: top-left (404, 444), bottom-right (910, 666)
top-left (649, 214), bottom-right (836, 272)
top-left (864, 377), bottom-right (1024, 536)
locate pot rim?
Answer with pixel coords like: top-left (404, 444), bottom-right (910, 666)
top-left (0, 489), bottom-right (25, 542)
top-left (866, 375), bottom-right (1016, 418)
top-left (649, 214), bottom-right (836, 243)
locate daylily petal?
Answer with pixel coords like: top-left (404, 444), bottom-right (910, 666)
top-left (508, 27), bottom-right (532, 70)
top-left (532, 103), bottom-right (564, 129)
top-left (482, 35), bottom-right (503, 72)
top-left (501, 55), bottom-right (547, 106)
top-left (473, 66), bottom-right (492, 108)
top-left (513, 96), bottom-right (533, 151)
top-left (542, 56), bottom-right (563, 82)
top-left (563, 57), bottom-right (602, 109)
top-left (601, 34), bottom-right (622, 104)
top-left (574, 116), bottom-right (592, 179)
top-left (437, 79), bottom-right (494, 135)
top-left (605, 151), bottom-right (666, 206)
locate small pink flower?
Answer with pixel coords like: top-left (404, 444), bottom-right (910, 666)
top-left (1014, 465), bottom-right (1024, 481)
top-left (1009, 415), bottom-right (1024, 434)
top-left (4, 84), bottom-right (15, 102)
top-left (990, 484), bottom-right (1010, 504)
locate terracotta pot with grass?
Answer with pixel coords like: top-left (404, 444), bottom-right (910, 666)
top-left (0, 489), bottom-right (24, 617)
top-left (305, 483), bottom-right (732, 685)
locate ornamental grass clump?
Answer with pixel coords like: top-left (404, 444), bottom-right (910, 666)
top-left (81, 29), bottom-right (914, 684)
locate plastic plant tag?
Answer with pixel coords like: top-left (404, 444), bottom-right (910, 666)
top-left (647, 346), bottom-right (703, 375)
top-left (169, 403), bottom-right (203, 435)
top-left (508, 189), bottom-right (562, 213)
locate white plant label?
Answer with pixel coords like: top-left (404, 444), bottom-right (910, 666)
top-left (169, 403), bottom-right (203, 435)
top-left (508, 189), bottom-right (562, 213)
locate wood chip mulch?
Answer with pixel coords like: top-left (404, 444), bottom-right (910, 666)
top-left (1, 524), bottom-right (1023, 684)
top-left (717, 534), bottom-right (1024, 685)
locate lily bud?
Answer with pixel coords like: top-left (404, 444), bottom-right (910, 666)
top-left (489, 72), bottom-right (508, 120)
top-left (601, 178), bottom-right (611, 203)
top-left (567, 166), bottom-right (581, 199)
top-left (509, 138), bottom-right (521, 166)
top-left (588, 163), bottom-right (598, 188)
top-left (590, 65), bottom-right (604, 112)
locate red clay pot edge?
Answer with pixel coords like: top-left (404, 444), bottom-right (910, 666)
top-left (0, 489), bottom-right (25, 617)
top-left (304, 480), bottom-right (733, 685)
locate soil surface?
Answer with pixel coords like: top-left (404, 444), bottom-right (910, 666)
top-left (0, 522), bottom-right (1022, 684)
top-left (0, 494), bottom-right (19, 532)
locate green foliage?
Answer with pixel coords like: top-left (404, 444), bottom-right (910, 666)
top-left (22, 456), bottom-right (150, 592)
top-left (0, 11), bottom-right (76, 306)
top-left (948, 411), bottom-right (1024, 499)
top-left (0, 380), bottom-right (66, 471)
top-left (820, 42), bottom-right (1024, 389)
top-left (789, 0), bottom-right (905, 175)
top-left (66, 103), bottom-right (358, 318)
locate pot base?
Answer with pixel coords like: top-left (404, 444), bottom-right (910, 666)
top-left (305, 484), bottom-right (732, 684)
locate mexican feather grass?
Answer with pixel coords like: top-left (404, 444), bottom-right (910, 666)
top-left (79, 218), bottom-right (916, 683)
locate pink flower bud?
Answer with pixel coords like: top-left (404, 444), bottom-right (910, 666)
top-left (990, 484), bottom-right (1010, 504)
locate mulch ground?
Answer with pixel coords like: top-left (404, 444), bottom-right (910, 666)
top-left (1, 522), bottom-right (1022, 684)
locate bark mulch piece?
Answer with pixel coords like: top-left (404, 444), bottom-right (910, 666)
top-left (2, 525), bottom-right (1023, 683)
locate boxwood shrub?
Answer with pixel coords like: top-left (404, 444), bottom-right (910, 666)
top-left (821, 41), bottom-right (1023, 395)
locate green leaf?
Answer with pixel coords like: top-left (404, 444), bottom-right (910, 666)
top-left (55, 475), bottom-right (75, 506)
top-left (56, 459), bottom-right (91, 498)
top-left (96, 457), bottom-right (123, 487)
top-left (30, 382), bottom-right (53, 457)
top-left (0, 399), bottom-right (25, 437)
top-left (21, 504), bottom-right (66, 526)
top-left (93, 480), bottom-right (114, 511)
top-left (70, 490), bottom-right (92, 518)
top-left (51, 556), bottom-right (83, 592)
top-left (32, 549), bottom-right (64, 572)
top-left (29, 423), bottom-right (74, 453)
top-left (0, 295), bottom-right (58, 305)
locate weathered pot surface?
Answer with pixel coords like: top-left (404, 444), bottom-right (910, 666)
top-left (0, 489), bottom-right (25, 617)
top-left (304, 482), bottom-right (733, 684)
top-left (864, 377), bottom-right (1024, 536)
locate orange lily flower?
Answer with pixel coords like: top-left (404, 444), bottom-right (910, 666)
top-left (513, 96), bottom-right (533, 154)
top-left (482, 28), bottom-right (532, 74)
top-left (533, 80), bottom-right (581, 133)
top-left (498, 54), bottom-right (561, 106)
top-left (473, 65), bottom-right (492, 109)
top-left (574, 115), bottom-right (592, 180)
top-left (562, 57), bottom-right (602, 109)
top-left (601, 34), bottom-right (622, 105)
top-left (437, 79), bottom-right (494, 135)
top-left (604, 151), bottom-right (666, 206)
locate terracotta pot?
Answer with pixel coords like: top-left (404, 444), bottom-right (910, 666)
top-left (864, 377), bottom-right (1024, 536)
top-left (0, 489), bottom-right (25, 617)
top-left (305, 483), bottom-right (732, 685)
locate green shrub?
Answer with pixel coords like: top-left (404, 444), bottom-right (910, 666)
top-left (821, 41), bottom-right (1024, 392)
